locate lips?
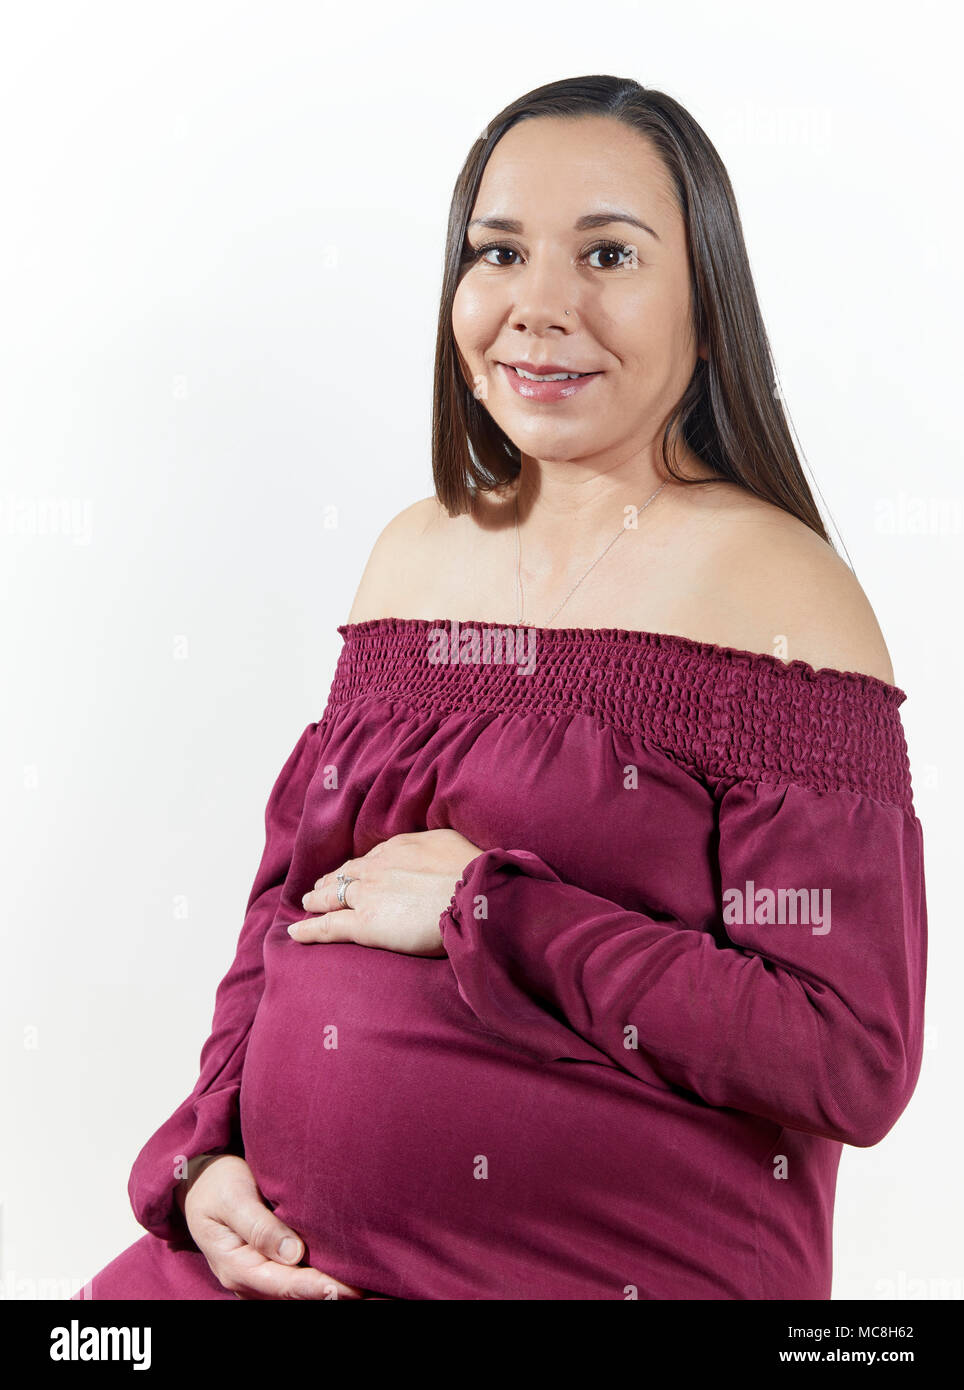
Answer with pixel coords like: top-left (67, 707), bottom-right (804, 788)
top-left (501, 361), bottom-right (600, 379)
top-left (497, 361), bottom-right (602, 402)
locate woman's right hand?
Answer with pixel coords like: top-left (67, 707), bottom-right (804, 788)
top-left (178, 1153), bottom-right (365, 1300)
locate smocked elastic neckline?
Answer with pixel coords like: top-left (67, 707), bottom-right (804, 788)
top-left (336, 615), bottom-right (907, 703)
top-left (328, 614), bottom-right (914, 809)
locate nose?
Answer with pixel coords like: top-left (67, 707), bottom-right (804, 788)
top-left (506, 252), bottom-right (581, 335)
top-left (509, 306), bottom-right (573, 335)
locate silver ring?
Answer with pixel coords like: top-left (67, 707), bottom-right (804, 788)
top-left (336, 873), bottom-right (354, 907)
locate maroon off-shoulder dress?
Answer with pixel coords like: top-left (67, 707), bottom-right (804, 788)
top-left (72, 617), bottom-right (927, 1300)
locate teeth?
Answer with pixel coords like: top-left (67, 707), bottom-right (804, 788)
top-left (512, 366), bottom-right (587, 381)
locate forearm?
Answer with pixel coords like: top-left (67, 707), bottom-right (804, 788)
top-left (173, 1152), bottom-right (223, 1217)
top-left (441, 794), bottom-right (927, 1149)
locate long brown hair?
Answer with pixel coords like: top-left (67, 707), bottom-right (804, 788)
top-left (431, 74), bottom-right (832, 547)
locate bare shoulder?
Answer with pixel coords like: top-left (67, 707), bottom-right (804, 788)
top-left (345, 495), bottom-right (451, 623)
top-left (696, 488), bottom-right (896, 686)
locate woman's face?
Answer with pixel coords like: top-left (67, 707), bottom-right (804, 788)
top-left (451, 115), bottom-right (705, 469)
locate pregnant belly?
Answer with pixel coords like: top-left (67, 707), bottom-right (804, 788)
top-left (239, 925), bottom-right (772, 1300)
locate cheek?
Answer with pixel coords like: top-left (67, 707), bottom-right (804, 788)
top-left (451, 279), bottom-right (501, 353)
top-left (602, 279), bottom-right (693, 375)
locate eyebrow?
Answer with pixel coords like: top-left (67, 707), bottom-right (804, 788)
top-left (466, 210), bottom-right (660, 242)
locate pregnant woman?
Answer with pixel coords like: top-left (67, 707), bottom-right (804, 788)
top-left (73, 75), bottom-right (927, 1301)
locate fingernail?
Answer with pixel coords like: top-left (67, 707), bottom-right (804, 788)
top-left (278, 1237), bottom-right (301, 1262)
top-left (301, 892), bottom-right (310, 906)
top-left (287, 923), bottom-right (299, 936)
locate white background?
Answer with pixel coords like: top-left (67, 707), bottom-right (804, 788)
top-left (1, 0), bottom-right (959, 1301)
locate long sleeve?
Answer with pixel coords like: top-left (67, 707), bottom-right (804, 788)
top-left (439, 747), bottom-right (927, 1151)
top-left (127, 720), bottom-right (321, 1246)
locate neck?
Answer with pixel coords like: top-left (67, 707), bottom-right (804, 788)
top-left (508, 442), bottom-right (705, 575)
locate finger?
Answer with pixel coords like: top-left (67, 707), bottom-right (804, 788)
top-left (299, 886), bottom-right (342, 914)
top-left (220, 1177), bottom-right (314, 1268)
top-left (287, 911), bottom-right (359, 944)
top-left (301, 873), bottom-right (358, 915)
top-left (226, 1247), bottom-right (365, 1300)
top-left (311, 857), bottom-right (365, 893)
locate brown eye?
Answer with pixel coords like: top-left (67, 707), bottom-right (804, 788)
top-left (466, 243), bottom-right (520, 267)
top-left (464, 239), bottom-right (636, 270)
top-left (586, 242), bottom-right (637, 269)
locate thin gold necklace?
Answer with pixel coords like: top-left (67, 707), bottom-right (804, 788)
top-left (514, 481), bottom-right (667, 628)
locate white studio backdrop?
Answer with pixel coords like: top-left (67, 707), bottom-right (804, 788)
top-left (0, 0), bottom-right (958, 1301)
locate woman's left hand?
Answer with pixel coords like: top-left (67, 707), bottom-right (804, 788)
top-left (287, 828), bottom-right (484, 958)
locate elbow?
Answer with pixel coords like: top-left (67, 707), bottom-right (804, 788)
top-left (841, 1097), bottom-right (909, 1149)
top-left (830, 1030), bottom-right (923, 1149)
